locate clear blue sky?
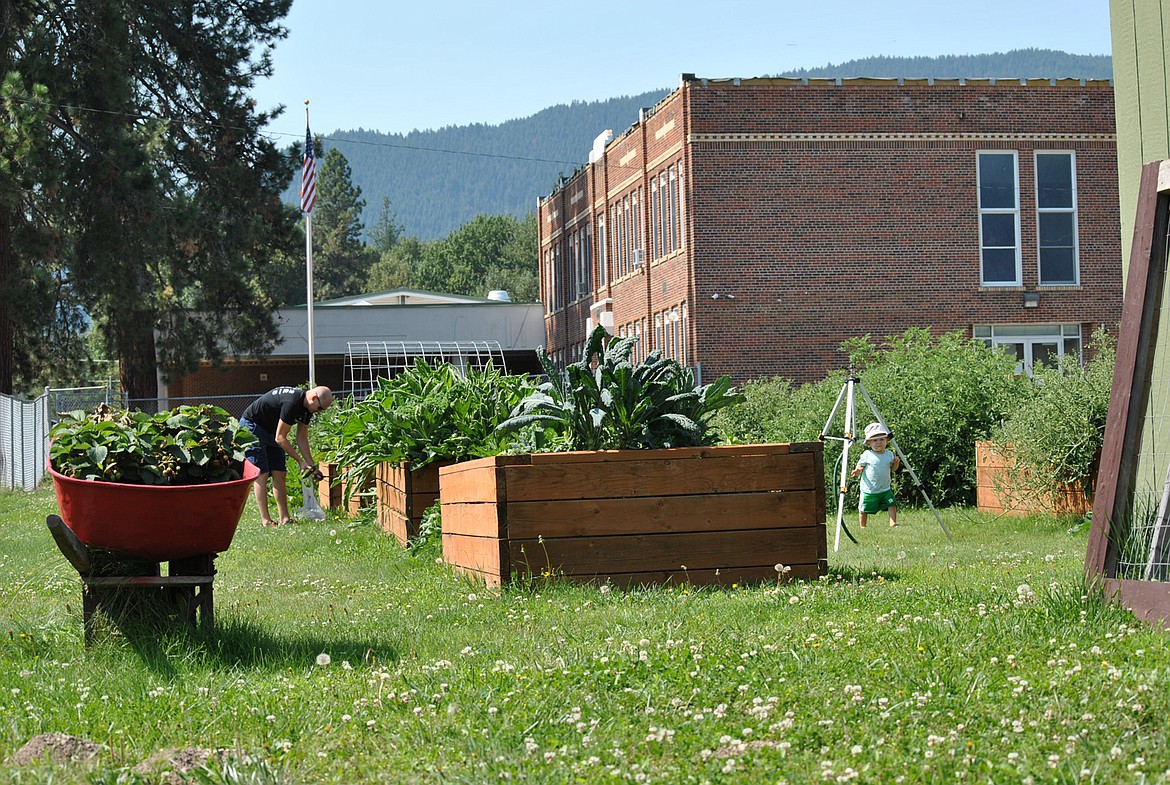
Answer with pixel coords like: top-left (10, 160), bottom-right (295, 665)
top-left (250, 0), bottom-right (1112, 141)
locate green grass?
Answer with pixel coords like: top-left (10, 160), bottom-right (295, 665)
top-left (2, 489), bottom-right (1167, 784)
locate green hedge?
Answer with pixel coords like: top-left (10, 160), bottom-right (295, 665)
top-left (716, 329), bottom-right (1031, 507)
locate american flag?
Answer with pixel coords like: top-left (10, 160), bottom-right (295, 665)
top-left (300, 125), bottom-right (317, 213)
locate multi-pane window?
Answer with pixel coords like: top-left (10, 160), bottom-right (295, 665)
top-left (670, 165), bottom-right (681, 251)
top-left (977, 151), bottom-right (1021, 286)
top-left (1035, 152), bottom-right (1079, 285)
top-left (544, 248), bottom-right (559, 314)
top-left (656, 170), bottom-right (667, 258)
top-left (597, 214), bottom-right (607, 287)
top-left (553, 244), bottom-right (562, 311)
top-left (582, 227), bottom-right (592, 295)
top-left (617, 197), bottom-right (629, 277)
top-left (650, 177), bottom-right (660, 260)
top-left (569, 223), bottom-right (591, 300)
top-left (632, 187), bottom-right (642, 269)
top-left (649, 160), bottom-right (685, 261)
top-left (651, 303), bottom-right (688, 365)
top-left (610, 188), bottom-right (645, 278)
top-left (973, 324), bottom-right (1082, 376)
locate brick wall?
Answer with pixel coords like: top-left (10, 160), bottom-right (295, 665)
top-left (539, 78), bottom-right (1122, 385)
top-left (167, 358), bottom-right (346, 399)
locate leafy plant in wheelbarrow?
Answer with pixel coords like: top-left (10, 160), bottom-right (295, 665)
top-left (50, 403), bottom-right (258, 485)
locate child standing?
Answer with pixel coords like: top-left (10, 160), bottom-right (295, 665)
top-left (851, 422), bottom-right (901, 528)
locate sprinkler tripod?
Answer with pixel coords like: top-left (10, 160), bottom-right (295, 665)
top-left (819, 367), bottom-right (952, 552)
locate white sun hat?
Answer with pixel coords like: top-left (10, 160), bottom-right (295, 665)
top-left (863, 422), bottom-right (890, 442)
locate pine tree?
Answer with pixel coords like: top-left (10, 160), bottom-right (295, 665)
top-left (371, 197), bottom-right (403, 255)
top-left (312, 145), bottom-right (375, 300)
top-left (0, 2), bottom-right (92, 393)
top-left (2, 1), bottom-right (298, 399)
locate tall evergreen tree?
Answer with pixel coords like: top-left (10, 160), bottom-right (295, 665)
top-left (2, 1), bottom-right (298, 399)
top-left (370, 196), bottom-right (403, 255)
top-left (0, 2), bottom-right (90, 393)
top-left (312, 145), bottom-right (375, 300)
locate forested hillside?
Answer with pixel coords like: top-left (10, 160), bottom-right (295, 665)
top-left (303, 49), bottom-right (1112, 241)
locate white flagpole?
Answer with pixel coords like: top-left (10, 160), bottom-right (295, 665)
top-left (306, 211), bottom-right (316, 385)
top-left (304, 101), bottom-right (316, 386)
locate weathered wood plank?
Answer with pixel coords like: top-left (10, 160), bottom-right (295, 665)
top-left (505, 490), bottom-right (819, 539)
top-left (442, 533), bottom-right (506, 586)
top-left (507, 526), bottom-right (822, 574)
top-left (440, 462), bottom-right (507, 504)
top-left (502, 451), bottom-right (818, 502)
top-left (441, 502), bottom-right (506, 538)
top-left (521, 443), bottom-right (798, 465)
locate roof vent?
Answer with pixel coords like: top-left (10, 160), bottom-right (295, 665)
top-left (487, 290), bottom-right (511, 302)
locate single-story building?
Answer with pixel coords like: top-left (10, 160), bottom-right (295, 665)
top-left (162, 288), bottom-right (544, 414)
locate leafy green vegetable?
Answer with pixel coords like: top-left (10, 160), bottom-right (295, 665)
top-left (326, 360), bottom-right (539, 500)
top-left (50, 403), bottom-right (257, 485)
top-left (499, 325), bottom-right (744, 451)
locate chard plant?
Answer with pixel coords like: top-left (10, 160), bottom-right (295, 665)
top-left (49, 403), bottom-right (257, 485)
top-left (327, 360), bottom-right (538, 499)
top-left (499, 325), bottom-right (744, 451)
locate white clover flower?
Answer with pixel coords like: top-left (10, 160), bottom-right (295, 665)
top-left (789, 596), bottom-right (800, 605)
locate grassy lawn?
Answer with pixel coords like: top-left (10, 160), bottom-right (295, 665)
top-left (1, 487), bottom-right (1167, 783)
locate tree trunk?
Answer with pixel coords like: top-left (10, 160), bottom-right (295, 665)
top-left (115, 312), bottom-right (159, 409)
top-left (0, 205), bottom-right (14, 395)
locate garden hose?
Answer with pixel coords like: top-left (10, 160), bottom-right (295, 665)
top-left (831, 451), bottom-right (860, 546)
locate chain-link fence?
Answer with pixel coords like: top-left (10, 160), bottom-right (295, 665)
top-left (48, 383), bottom-right (116, 419)
top-left (122, 394), bottom-right (258, 419)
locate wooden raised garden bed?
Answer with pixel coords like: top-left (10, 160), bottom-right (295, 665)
top-left (975, 441), bottom-right (1092, 517)
top-left (439, 442), bottom-right (826, 588)
top-left (317, 462), bottom-right (373, 518)
top-left (317, 462), bottom-right (344, 511)
top-left (376, 460), bottom-right (454, 545)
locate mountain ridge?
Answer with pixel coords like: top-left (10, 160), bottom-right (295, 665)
top-left (307, 49), bottom-right (1113, 241)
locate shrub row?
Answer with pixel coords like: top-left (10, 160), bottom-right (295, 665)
top-left (715, 328), bottom-right (1115, 509)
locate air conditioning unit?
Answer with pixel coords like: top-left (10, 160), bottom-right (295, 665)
top-left (633, 249), bottom-right (644, 267)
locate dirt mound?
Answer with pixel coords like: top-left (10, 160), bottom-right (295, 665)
top-left (134, 746), bottom-right (225, 777)
top-left (6, 732), bottom-right (101, 766)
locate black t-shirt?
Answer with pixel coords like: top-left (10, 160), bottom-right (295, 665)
top-left (241, 387), bottom-right (312, 434)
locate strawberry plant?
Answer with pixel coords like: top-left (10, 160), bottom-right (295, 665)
top-left (49, 403), bottom-right (257, 485)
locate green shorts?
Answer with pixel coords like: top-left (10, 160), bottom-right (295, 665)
top-left (860, 489), bottom-right (897, 514)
